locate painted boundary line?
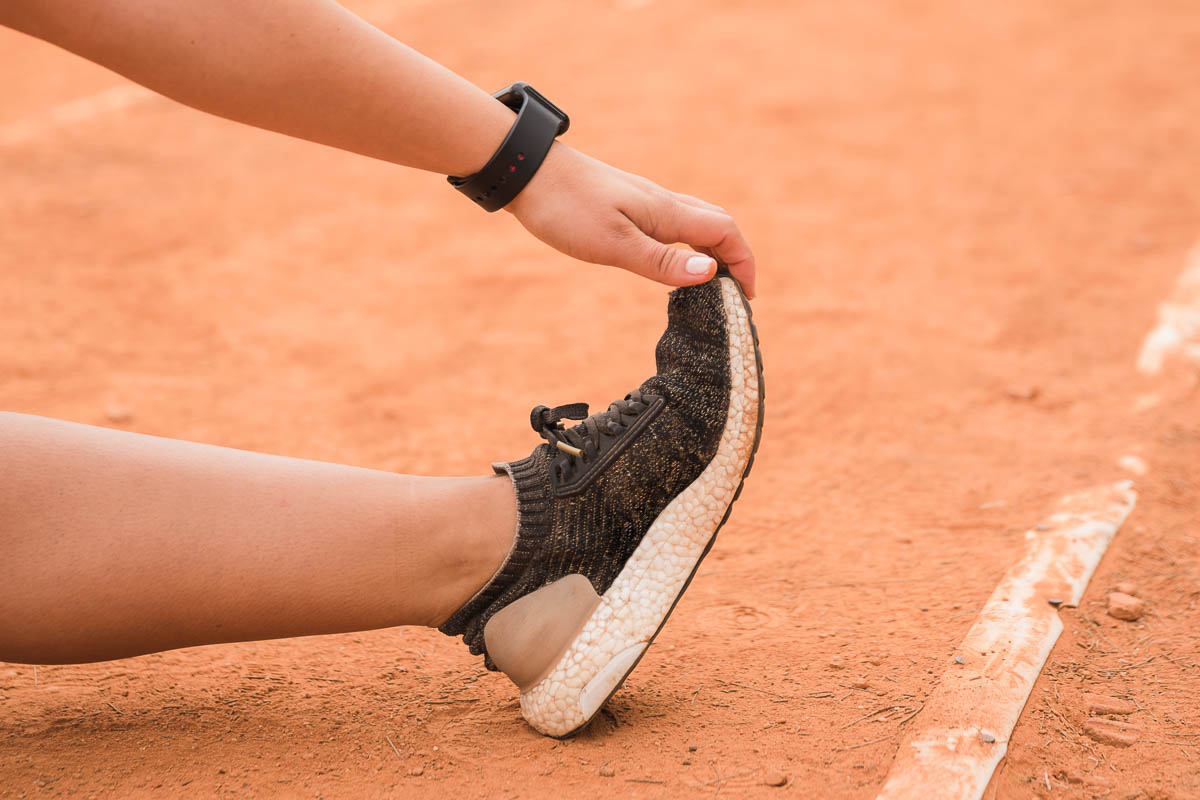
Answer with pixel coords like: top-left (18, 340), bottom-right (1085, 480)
top-left (875, 481), bottom-right (1137, 800)
top-left (1137, 241), bottom-right (1200, 375)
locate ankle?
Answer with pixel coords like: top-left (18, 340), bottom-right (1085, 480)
top-left (425, 474), bottom-right (516, 628)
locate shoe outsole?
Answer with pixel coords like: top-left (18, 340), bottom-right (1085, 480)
top-left (518, 276), bottom-right (765, 738)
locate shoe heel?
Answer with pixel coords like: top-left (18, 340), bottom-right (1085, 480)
top-left (484, 574), bottom-right (601, 691)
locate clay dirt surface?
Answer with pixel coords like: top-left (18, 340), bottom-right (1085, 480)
top-left (2, 1), bottom-right (1199, 798)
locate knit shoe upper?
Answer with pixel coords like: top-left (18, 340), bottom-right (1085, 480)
top-left (440, 278), bottom-right (733, 664)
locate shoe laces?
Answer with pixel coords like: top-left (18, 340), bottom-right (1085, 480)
top-left (530, 391), bottom-right (652, 483)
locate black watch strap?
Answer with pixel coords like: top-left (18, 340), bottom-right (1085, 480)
top-left (447, 83), bottom-right (569, 212)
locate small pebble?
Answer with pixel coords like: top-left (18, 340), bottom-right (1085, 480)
top-left (1047, 598), bottom-right (1063, 607)
top-left (1106, 592), bottom-right (1145, 622)
top-left (828, 656), bottom-right (847, 670)
top-left (688, 745), bottom-right (698, 752)
top-left (1004, 384), bottom-right (1038, 401)
top-left (1083, 693), bottom-right (1135, 716)
top-left (682, 760), bottom-right (691, 766)
top-left (1084, 717), bottom-right (1139, 747)
top-left (979, 731), bottom-right (996, 744)
top-left (764, 771), bottom-right (788, 787)
top-left (1114, 582), bottom-right (1138, 597)
top-left (850, 679), bottom-right (871, 690)
top-left (409, 767), bottom-right (424, 777)
top-left (599, 765), bottom-right (615, 778)
top-left (954, 656), bottom-right (965, 665)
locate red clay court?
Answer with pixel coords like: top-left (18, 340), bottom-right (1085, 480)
top-left (2, 1), bottom-right (1199, 797)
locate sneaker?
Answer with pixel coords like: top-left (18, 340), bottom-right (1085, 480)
top-left (440, 274), bottom-right (763, 737)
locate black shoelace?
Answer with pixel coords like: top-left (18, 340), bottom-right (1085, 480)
top-left (530, 391), bottom-right (652, 483)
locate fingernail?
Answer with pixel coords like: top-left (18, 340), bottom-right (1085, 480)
top-left (685, 256), bottom-right (715, 276)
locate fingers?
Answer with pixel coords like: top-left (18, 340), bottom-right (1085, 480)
top-left (600, 212), bottom-right (719, 288)
top-left (640, 197), bottom-right (757, 299)
top-left (672, 191), bottom-right (726, 215)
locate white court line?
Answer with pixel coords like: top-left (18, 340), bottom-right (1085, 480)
top-left (1137, 241), bottom-right (1200, 374)
top-left (875, 481), bottom-right (1137, 800)
top-left (0, 84), bottom-right (153, 147)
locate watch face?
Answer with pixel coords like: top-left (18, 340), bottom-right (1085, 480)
top-left (524, 87), bottom-right (570, 133)
top-left (492, 83), bottom-right (570, 135)
top-left (493, 82), bottom-right (529, 111)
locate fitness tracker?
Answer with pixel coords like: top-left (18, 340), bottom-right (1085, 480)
top-left (447, 83), bottom-right (569, 212)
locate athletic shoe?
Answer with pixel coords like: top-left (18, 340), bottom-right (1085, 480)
top-left (439, 274), bottom-right (763, 737)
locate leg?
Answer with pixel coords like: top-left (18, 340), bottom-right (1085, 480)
top-left (0, 412), bottom-right (514, 664)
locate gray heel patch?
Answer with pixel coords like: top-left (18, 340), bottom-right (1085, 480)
top-left (484, 574), bottom-right (601, 691)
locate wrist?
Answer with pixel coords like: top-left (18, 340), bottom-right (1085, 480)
top-left (447, 94), bottom-right (518, 177)
top-left (448, 83), bottom-right (569, 212)
top-left (504, 141), bottom-right (570, 218)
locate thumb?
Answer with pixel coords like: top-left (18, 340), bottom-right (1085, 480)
top-left (627, 237), bottom-right (717, 288)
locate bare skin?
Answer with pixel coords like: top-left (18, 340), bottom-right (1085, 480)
top-left (0, 413), bottom-right (516, 664)
top-left (0, 0), bottom-right (756, 664)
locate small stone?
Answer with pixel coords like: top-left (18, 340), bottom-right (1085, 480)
top-left (1082, 693), bottom-right (1135, 716)
top-left (599, 764), bottom-right (615, 778)
top-left (979, 731), bottom-right (996, 744)
top-left (688, 745), bottom-right (698, 752)
top-left (954, 656), bottom-right (965, 665)
top-left (409, 767), bottom-right (424, 777)
top-left (850, 679), bottom-right (870, 690)
top-left (1084, 717), bottom-right (1139, 747)
top-left (1004, 384), bottom-right (1039, 401)
top-left (828, 656), bottom-right (846, 670)
top-left (104, 406), bottom-right (132, 424)
top-left (1114, 582), bottom-right (1138, 597)
top-left (1106, 592), bottom-right (1145, 621)
top-left (1047, 598), bottom-right (1063, 607)
top-left (682, 760), bottom-right (691, 766)
top-left (764, 771), bottom-right (788, 787)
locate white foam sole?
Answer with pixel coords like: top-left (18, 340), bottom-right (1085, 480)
top-left (519, 277), bottom-right (761, 737)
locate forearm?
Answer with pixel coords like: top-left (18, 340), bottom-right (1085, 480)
top-left (1, 0), bottom-right (513, 176)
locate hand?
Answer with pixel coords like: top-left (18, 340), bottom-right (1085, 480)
top-left (506, 144), bottom-right (757, 298)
